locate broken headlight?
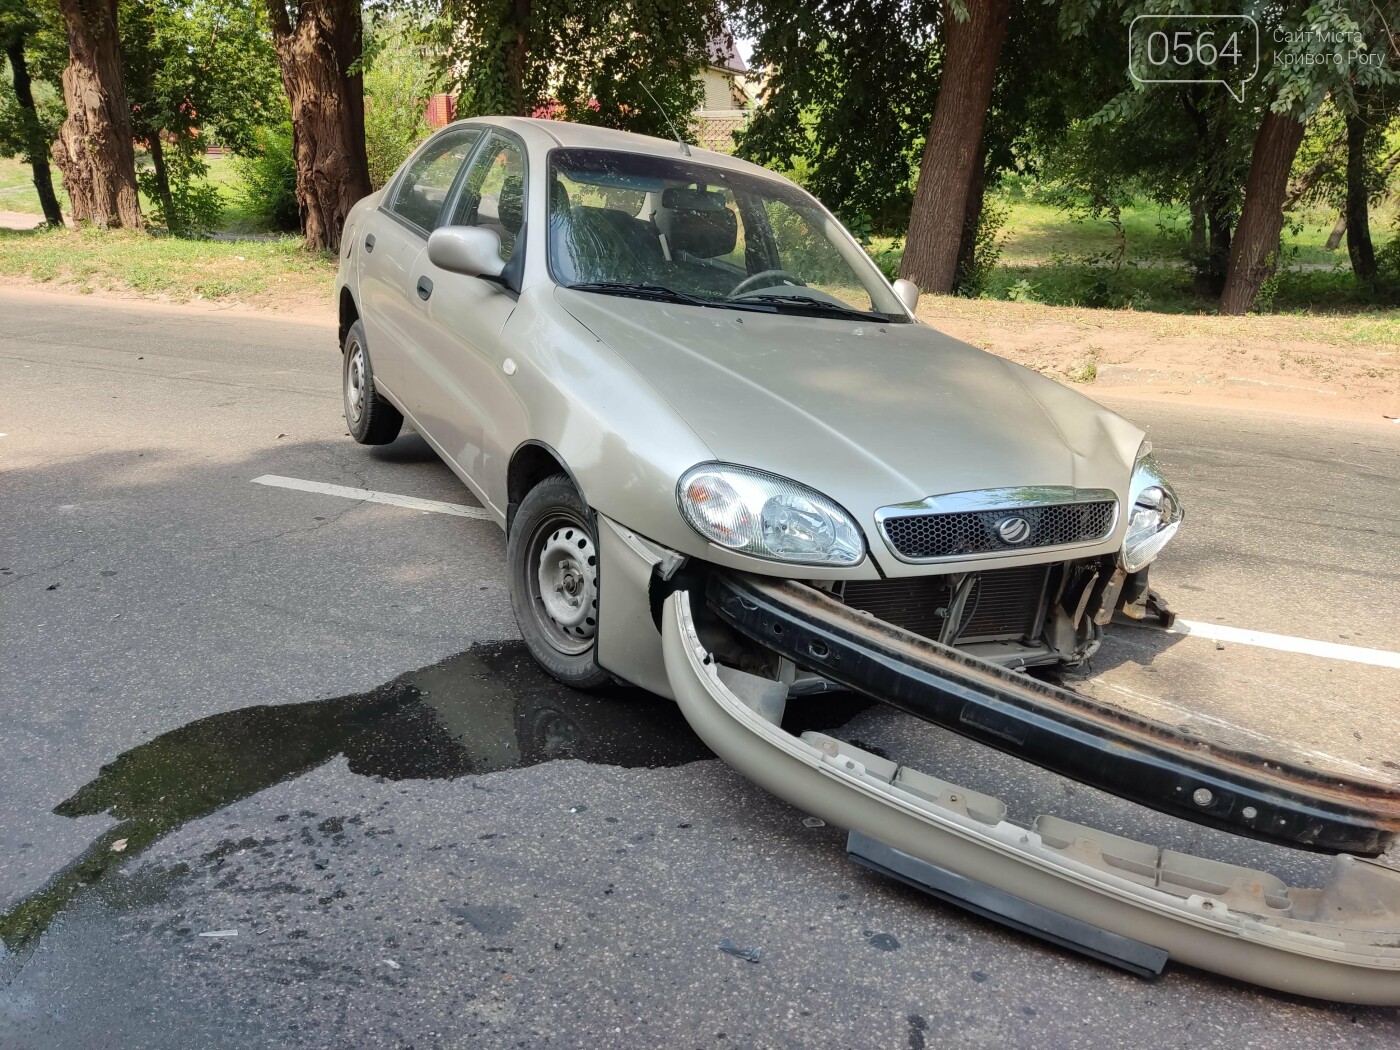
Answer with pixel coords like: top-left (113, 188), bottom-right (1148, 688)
top-left (1120, 442), bottom-right (1184, 573)
top-left (677, 463), bottom-right (864, 566)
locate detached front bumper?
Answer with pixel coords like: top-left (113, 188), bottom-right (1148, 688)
top-left (708, 573), bottom-right (1400, 857)
top-left (661, 585), bottom-right (1400, 1005)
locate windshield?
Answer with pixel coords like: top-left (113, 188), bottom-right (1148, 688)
top-left (547, 148), bottom-right (907, 321)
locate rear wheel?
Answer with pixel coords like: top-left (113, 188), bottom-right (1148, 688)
top-left (343, 320), bottom-right (402, 445)
top-left (507, 475), bottom-right (612, 690)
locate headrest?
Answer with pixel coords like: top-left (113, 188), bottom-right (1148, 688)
top-left (656, 188), bottom-right (737, 259)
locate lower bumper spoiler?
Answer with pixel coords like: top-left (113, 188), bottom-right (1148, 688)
top-left (661, 590), bottom-right (1400, 1005)
top-left (708, 573), bottom-right (1400, 857)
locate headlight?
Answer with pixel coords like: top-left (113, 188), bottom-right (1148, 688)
top-left (1120, 442), bottom-right (1184, 573)
top-left (677, 464), bottom-right (865, 566)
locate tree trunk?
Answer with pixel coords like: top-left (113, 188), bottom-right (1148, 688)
top-left (505, 0), bottom-right (532, 116)
top-left (1324, 212), bottom-right (1347, 250)
top-left (1202, 197), bottom-right (1232, 296)
top-left (1219, 111), bottom-right (1306, 315)
top-left (953, 143), bottom-right (989, 292)
top-left (51, 0), bottom-right (141, 228)
top-left (147, 134), bottom-right (177, 231)
top-left (900, 0), bottom-right (1011, 293)
top-left (5, 38), bottom-right (65, 227)
top-left (1188, 195), bottom-right (1206, 258)
top-left (1344, 113), bottom-right (1376, 284)
top-left (265, 0), bottom-right (372, 252)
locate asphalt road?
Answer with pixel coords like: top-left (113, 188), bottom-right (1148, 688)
top-left (1, 287), bottom-right (1398, 1048)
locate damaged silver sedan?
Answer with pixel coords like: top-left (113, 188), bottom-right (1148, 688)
top-left (335, 117), bottom-right (1400, 1003)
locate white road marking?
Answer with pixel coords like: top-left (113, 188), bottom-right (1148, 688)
top-left (1164, 619), bottom-right (1400, 669)
top-left (251, 474), bottom-right (493, 520)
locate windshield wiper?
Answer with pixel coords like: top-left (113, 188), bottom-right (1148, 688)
top-left (732, 293), bottom-right (888, 322)
top-left (567, 282), bottom-right (714, 307)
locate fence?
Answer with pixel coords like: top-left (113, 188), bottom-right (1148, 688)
top-left (695, 110), bottom-right (749, 154)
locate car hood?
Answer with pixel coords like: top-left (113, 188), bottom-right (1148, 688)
top-left (555, 290), bottom-right (1144, 550)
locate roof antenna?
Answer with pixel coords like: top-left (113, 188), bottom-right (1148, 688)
top-left (640, 82), bottom-right (691, 156)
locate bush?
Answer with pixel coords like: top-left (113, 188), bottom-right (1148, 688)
top-left (137, 148), bottom-right (224, 238)
top-left (955, 197), bottom-right (1008, 298)
top-left (363, 18), bottom-right (440, 188)
top-left (234, 123), bottom-right (300, 232)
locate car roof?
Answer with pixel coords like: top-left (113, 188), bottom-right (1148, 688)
top-left (454, 116), bottom-right (786, 184)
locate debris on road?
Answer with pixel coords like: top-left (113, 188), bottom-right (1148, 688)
top-left (718, 938), bottom-right (761, 963)
top-left (802, 816), bottom-right (826, 828)
top-left (110, 838), bottom-right (127, 852)
top-left (198, 929), bottom-right (238, 938)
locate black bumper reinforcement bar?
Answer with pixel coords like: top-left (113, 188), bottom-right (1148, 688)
top-left (708, 573), bottom-right (1400, 856)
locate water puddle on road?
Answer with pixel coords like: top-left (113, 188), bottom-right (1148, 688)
top-left (1, 642), bottom-right (868, 957)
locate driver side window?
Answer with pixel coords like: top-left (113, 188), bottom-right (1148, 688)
top-left (388, 128), bottom-right (482, 233)
top-left (448, 136), bottom-right (526, 261)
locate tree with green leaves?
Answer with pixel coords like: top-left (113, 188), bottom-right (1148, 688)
top-left (438, 0), bottom-right (721, 139)
top-left (737, 0), bottom-right (1079, 293)
top-left (1218, 1), bottom-right (1396, 312)
top-left (362, 14), bottom-right (441, 188)
top-left (736, 0), bottom-right (946, 235)
top-left (0, 0), bottom-right (66, 226)
top-left (120, 0), bottom-right (283, 236)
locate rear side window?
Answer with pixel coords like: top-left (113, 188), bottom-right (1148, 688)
top-left (388, 128), bottom-right (482, 233)
top-left (448, 135), bottom-right (526, 261)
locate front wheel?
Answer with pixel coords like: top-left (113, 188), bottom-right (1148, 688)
top-left (507, 475), bottom-right (613, 690)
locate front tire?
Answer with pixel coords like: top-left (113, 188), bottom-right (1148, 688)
top-left (507, 475), bottom-right (612, 690)
top-left (343, 320), bottom-right (403, 445)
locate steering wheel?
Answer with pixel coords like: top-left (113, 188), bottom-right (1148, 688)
top-left (729, 269), bottom-right (806, 297)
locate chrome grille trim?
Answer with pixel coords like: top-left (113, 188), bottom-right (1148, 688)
top-left (875, 486), bottom-right (1119, 563)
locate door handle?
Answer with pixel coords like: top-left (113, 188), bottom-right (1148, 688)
top-left (364, 233), bottom-right (375, 252)
top-left (416, 276), bottom-right (433, 301)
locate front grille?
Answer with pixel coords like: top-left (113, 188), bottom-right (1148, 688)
top-left (840, 565), bottom-right (1050, 644)
top-left (880, 500), bottom-right (1116, 560)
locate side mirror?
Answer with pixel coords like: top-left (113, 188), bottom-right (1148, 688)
top-left (892, 278), bottom-right (920, 314)
top-left (427, 225), bottom-right (506, 279)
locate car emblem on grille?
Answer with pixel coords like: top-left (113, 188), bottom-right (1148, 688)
top-left (995, 515), bottom-right (1032, 544)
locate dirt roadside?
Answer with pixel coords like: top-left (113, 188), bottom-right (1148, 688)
top-left (3, 280), bottom-right (1396, 425)
top-left (924, 297), bottom-right (1399, 425)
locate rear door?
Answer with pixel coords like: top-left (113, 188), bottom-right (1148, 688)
top-left (357, 126), bottom-right (482, 395)
top-left (401, 132), bottom-right (527, 497)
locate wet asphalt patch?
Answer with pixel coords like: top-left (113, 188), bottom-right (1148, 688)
top-left (0, 642), bottom-right (868, 966)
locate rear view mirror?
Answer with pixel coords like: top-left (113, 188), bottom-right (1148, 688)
top-left (892, 278), bottom-right (920, 314)
top-left (428, 226), bottom-right (506, 279)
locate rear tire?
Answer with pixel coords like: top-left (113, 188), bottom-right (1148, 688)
top-left (343, 320), bottom-right (402, 445)
top-left (507, 475), bottom-right (613, 690)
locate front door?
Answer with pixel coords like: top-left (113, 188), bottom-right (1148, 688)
top-left (358, 126), bottom-right (482, 396)
top-left (402, 133), bottom-right (527, 502)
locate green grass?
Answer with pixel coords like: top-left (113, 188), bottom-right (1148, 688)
top-left (1, 153), bottom-right (263, 232)
top-left (866, 186), bottom-right (1399, 318)
top-left (0, 225), bottom-right (334, 306)
top-left (993, 185), bottom-right (1396, 269)
top-left (0, 156), bottom-right (69, 216)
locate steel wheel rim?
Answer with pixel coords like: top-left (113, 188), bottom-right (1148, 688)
top-left (346, 344), bottom-right (366, 423)
top-left (526, 512), bottom-right (599, 656)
